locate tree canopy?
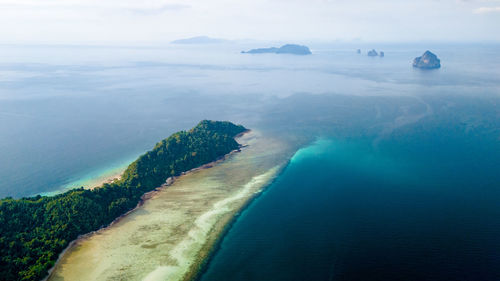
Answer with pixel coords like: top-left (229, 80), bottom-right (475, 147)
top-left (0, 120), bottom-right (246, 281)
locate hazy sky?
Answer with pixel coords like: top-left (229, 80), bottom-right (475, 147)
top-left (1, 0), bottom-right (499, 44)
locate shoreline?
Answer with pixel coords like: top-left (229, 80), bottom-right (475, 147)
top-left (85, 169), bottom-right (123, 190)
top-left (37, 159), bottom-right (132, 197)
top-left (90, 130), bottom-right (251, 190)
top-left (152, 165), bottom-right (283, 281)
top-left (45, 131), bottom-right (251, 281)
top-left (47, 130), bottom-right (294, 281)
top-left (187, 161), bottom-right (289, 281)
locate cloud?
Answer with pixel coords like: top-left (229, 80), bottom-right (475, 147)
top-left (0, 0), bottom-right (499, 44)
top-left (474, 6), bottom-right (500, 13)
top-left (126, 4), bottom-right (190, 15)
top-left (0, 1), bottom-right (190, 15)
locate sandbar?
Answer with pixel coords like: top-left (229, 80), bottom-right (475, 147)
top-left (47, 130), bottom-right (293, 281)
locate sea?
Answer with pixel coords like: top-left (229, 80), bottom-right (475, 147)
top-left (1, 41), bottom-right (499, 280)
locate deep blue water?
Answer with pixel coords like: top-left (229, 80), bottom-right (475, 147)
top-left (200, 131), bottom-right (500, 280)
top-left (1, 42), bottom-right (500, 279)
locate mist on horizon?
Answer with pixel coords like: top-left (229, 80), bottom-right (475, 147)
top-left (1, 0), bottom-right (499, 45)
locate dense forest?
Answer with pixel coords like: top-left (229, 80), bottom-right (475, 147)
top-left (0, 120), bottom-right (247, 281)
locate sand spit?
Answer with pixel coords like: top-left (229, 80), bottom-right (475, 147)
top-left (143, 167), bottom-right (279, 281)
top-left (44, 142), bottom-right (246, 280)
top-left (47, 130), bottom-right (293, 281)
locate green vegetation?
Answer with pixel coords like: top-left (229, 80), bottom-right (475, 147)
top-left (0, 120), bottom-right (246, 281)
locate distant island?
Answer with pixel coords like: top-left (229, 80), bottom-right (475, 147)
top-left (171, 36), bottom-right (228, 44)
top-left (0, 120), bottom-right (247, 281)
top-left (242, 44), bottom-right (312, 55)
top-left (367, 49), bottom-right (378, 56)
top-left (413, 50), bottom-right (441, 69)
top-left (367, 49), bottom-right (384, 57)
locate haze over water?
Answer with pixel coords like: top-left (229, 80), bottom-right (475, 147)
top-left (1, 42), bottom-right (499, 280)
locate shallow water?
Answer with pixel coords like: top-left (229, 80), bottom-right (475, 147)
top-left (200, 103), bottom-right (500, 281)
top-left (48, 131), bottom-right (294, 281)
top-left (1, 43), bottom-right (499, 198)
top-left (1, 42), bottom-right (500, 280)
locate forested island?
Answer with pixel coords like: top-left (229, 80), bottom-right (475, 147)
top-left (0, 120), bottom-right (247, 281)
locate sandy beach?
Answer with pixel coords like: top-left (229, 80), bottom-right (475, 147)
top-left (87, 170), bottom-right (123, 189)
top-left (47, 130), bottom-right (294, 281)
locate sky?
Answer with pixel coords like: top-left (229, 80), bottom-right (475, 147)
top-left (0, 0), bottom-right (499, 44)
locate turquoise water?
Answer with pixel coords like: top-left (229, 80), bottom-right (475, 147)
top-left (1, 42), bottom-right (500, 279)
top-left (200, 122), bottom-right (500, 280)
top-left (38, 155), bottom-right (136, 197)
top-left (1, 43), bottom-right (499, 197)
